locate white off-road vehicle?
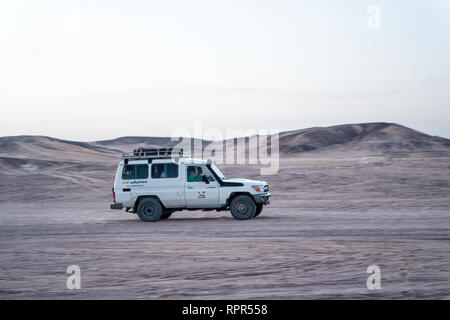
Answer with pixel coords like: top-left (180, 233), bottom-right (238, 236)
top-left (110, 148), bottom-right (271, 222)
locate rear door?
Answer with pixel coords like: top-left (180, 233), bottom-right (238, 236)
top-left (147, 162), bottom-right (184, 207)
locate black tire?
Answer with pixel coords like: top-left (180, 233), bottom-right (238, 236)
top-left (230, 195), bottom-right (257, 220)
top-left (137, 198), bottom-right (163, 222)
top-left (160, 210), bottom-right (174, 220)
top-left (254, 204), bottom-right (263, 217)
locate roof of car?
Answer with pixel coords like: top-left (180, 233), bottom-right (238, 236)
top-left (121, 157), bottom-right (208, 165)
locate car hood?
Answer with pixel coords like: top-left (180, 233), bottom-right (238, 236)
top-left (224, 178), bottom-right (267, 185)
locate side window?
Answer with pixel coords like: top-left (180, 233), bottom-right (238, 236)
top-left (122, 164), bottom-right (148, 180)
top-left (186, 166), bottom-right (215, 183)
top-left (152, 163), bottom-right (179, 179)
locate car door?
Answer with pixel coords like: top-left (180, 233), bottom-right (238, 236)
top-left (184, 165), bottom-right (219, 208)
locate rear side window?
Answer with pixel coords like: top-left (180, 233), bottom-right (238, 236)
top-left (152, 163), bottom-right (178, 179)
top-left (122, 164), bottom-right (149, 180)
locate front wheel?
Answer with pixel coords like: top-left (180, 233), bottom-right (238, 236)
top-left (137, 198), bottom-right (163, 222)
top-left (230, 195), bottom-right (257, 220)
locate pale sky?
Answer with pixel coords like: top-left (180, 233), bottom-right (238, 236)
top-left (0, 0), bottom-right (449, 141)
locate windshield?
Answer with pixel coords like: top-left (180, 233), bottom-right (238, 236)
top-left (211, 164), bottom-right (226, 180)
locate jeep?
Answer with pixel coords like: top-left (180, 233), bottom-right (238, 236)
top-left (110, 148), bottom-right (271, 221)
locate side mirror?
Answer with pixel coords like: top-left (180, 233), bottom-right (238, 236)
top-left (202, 175), bottom-right (210, 184)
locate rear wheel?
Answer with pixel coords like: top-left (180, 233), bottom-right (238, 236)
top-left (230, 195), bottom-right (257, 220)
top-left (137, 198), bottom-right (163, 222)
top-left (254, 204), bottom-right (263, 217)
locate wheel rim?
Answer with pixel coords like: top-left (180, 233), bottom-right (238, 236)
top-left (235, 201), bottom-right (249, 215)
top-left (143, 204), bottom-right (155, 218)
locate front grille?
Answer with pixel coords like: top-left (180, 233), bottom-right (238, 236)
top-left (264, 185), bottom-right (269, 192)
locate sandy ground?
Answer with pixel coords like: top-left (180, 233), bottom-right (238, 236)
top-left (0, 156), bottom-right (449, 299)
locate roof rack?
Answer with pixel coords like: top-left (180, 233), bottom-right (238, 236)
top-left (122, 148), bottom-right (185, 161)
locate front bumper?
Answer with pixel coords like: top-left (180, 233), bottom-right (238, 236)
top-left (110, 203), bottom-right (123, 210)
top-left (253, 193), bottom-right (271, 205)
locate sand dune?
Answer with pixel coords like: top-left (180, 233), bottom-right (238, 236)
top-left (1, 123), bottom-right (448, 164)
top-left (278, 123), bottom-right (450, 156)
top-left (0, 136), bottom-right (118, 162)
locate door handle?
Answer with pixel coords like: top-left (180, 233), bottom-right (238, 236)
top-left (187, 186), bottom-right (194, 189)
top-left (206, 186), bottom-right (216, 189)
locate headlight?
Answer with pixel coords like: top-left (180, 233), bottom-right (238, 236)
top-left (251, 185), bottom-right (263, 192)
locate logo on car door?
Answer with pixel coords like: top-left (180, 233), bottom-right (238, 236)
top-left (197, 191), bottom-right (206, 198)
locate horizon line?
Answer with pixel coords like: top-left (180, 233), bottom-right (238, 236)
top-left (0, 122), bottom-right (448, 142)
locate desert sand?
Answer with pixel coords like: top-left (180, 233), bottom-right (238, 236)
top-left (0, 123), bottom-right (449, 299)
